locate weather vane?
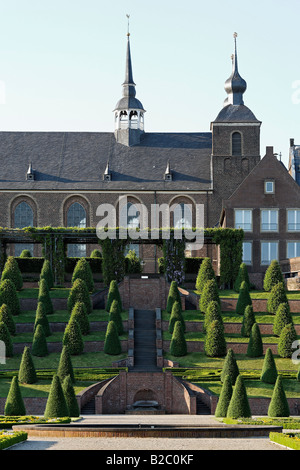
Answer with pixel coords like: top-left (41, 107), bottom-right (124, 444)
top-left (126, 14), bottom-right (130, 36)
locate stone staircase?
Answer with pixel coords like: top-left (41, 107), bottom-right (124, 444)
top-left (81, 397), bottom-right (95, 415)
top-left (131, 309), bottom-right (160, 372)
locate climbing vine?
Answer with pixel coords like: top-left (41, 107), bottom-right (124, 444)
top-left (99, 238), bottom-right (127, 286)
top-left (162, 234), bottom-right (186, 285)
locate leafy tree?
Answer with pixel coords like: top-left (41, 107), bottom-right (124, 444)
top-left (166, 281), bottom-right (181, 314)
top-left (71, 258), bottom-right (94, 293)
top-left (0, 279), bottom-right (21, 315)
top-left (34, 301), bottom-right (51, 337)
top-left (0, 321), bottom-right (13, 357)
top-left (44, 374), bottom-right (69, 418)
top-left (70, 301), bottom-right (90, 336)
top-left (67, 278), bottom-right (92, 314)
top-left (204, 320), bottom-right (227, 358)
top-left (32, 324), bottom-right (48, 357)
top-left (105, 280), bottom-right (123, 313)
top-left (40, 259), bottom-right (54, 289)
top-left (57, 345), bottom-right (75, 384)
top-left (234, 262), bottom-right (250, 293)
top-left (267, 282), bottom-right (288, 315)
top-left (0, 303), bottom-right (15, 336)
top-left (170, 321), bottom-right (187, 357)
top-left (104, 321), bottom-right (122, 355)
top-left (18, 346), bottom-right (37, 384)
top-left (226, 375), bottom-right (251, 418)
top-left (168, 300), bottom-right (185, 334)
top-left (195, 257), bottom-right (215, 293)
top-left (273, 302), bottom-right (293, 337)
top-left (204, 300), bottom-right (223, 334)
top-left (260, 348), bottom-right (278, 384)
top-left (277, 323), bottom-right (297, 358)
top-left (263, 260), bottom-right (284, 292)
top-left (1, 256), bottom-right (23, 291)
top-left (241, 305), bottom-right (256, 337)
top-left (63, 318), bottom-right (84, 355)
top-left (199, 278), bottom-right (220, 314)
top-left (220, 348), bottom-right (239, 385)
top-left (4, 377), bottom-right (26, 416)
top-left (109, 299), bottom-right (124, 336)
top-left (126, 250), bottom-right (142, 274)
top-left (235, 281), bottom-right (252, 315)
top-left (214, 375), bottom-right (233, 418)
top-left (246, 323), bottom-right (263, 357)
top-left (268, 376), bottom-right (290, 417)
top-left (38, 278), bottom-right (53, 315)
top-left (62, 375), bottom-right (80, 417)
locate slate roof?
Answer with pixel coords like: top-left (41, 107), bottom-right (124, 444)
top-left (213, 104), bottom-right (260, 123)
top-left (0, 131), bottom-right (213, 191)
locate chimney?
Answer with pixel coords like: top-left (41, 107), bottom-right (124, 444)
top-left (290, 138), bottom-right (294, 147)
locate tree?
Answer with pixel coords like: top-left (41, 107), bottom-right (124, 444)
top-left (166, 281), bottom-right (181, 314)
top-left (267, 282), bottom-right (288, 315)
top-left (268, 376), bottom-right (290, 417)
top-left (199, 278), bottom-right (220, 314)
top-left (0, 279), bottom-right (21, 315)
top-left (260, 348), bottom-right (278, 384)
top-left (1, 256), bottom-right (23, 291)
top-left (32, 324), bottom-right (49, 357)
top-left (220, 348), bottom-right (239, 385)
top-left (67, 278), bottom-right (92, 314)
top-left (109, 299), bottom-right (124, 335)
top-left (204, 301), bottom-right (223, 334)
top-left (70, 301), bottom-right (90, 336)
top-left (63, 318), bottom-right (84, 355)
top-left (18, 346), bottom-right (37, 384)
top-left (0, 303), bottom-right (15, 336)
top-left (235, 281), bottom-right (252, 315)
top-left (195, 257), bottom-right (215, 293)
top-left (234, 262), bottom-right (250, 293)
top-left (38, 278), bottom-right (53, 315)
top-left (4, 377), bottom-right (26, 416)
top-left (226, 375), bottom-right (251, 418)
top-left (34, 301), bottom-right (51, 337)
top-left (246, 323), bottom-right (263, 357)
top-left (106, 280), bottom-right (123, 313)
top-left (62, 375), bottom-right (80, 417)
top-left (214, 375), bottom-right (233, 418)
top-left (126, 250), bottom-right (142, 274)
top-left (44, 374), bottom-right (69, 418)
top-left (40, 259), bottom-right (54, 289)
top-left (204, 320), bottom-right (227, 358)
top-left (273, 302), bottom-right (293, 337)
top-left (90, 249), bottom-right (102, 258)
top-left (0, 321), bottom-right (13, 357)
top-left (241, 305), bottom-right (256, 337)
top-left (71, 258), bottom-right (94, 293)
top-left (57, 345), bottom-right (75, 384)
top-left (170, 321), bottom-right (187, 357)
top-left (277, 323), bottom-right (298, 358)
top-left (104, 321), bottom-right (122, 355)
top-left (168, 300), bottom-right (185, 334)
top-left (263, 260), bottom-right (284, 292)
top-left (20, 249), bottom-right (32, 258)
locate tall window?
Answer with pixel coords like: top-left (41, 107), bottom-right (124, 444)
top-left (234, 209), bottom-right (252, 231)
top-left (261, 241), bottom-right (278, 265)
top-left (14, 202), bottom-right (34, 256)
top-left (232, 132), bottom-right (242, 156)
top-left (287, 241), bottom-right (300, 259)
top-left (261, 209), bottom-right (278, 232)
top-left (174, 203), bottom-right (192, 229)
top-left (287, 210), bottom-right (300, 231)
top-left (242, 242), bottom-right (252, 265)
top-left (120, 202), bottom-right (140, 257)
top-left (67, 202), bottom-right (87, 257)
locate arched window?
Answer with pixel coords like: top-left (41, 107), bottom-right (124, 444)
top-left (232, 132), bottom-right (242, 156)
top-left (67, 202), bottom-right (87, 257)
top-left (14, 202), bottom-right (34, 256)
top-left (120, 202), bottom-right (140, 257)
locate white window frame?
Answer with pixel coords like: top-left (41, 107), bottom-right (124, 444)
top-left (264, 180), bottom-right (275, 194)
top-left (287, 241), bottom-right (300, 259)
top-left (261, 241), bottom-right (279, 265)
top-left (242, 241), bottom-right (252, 265)
top-left (261, 209), bottom-right (279, 232)
top-left (234, 209), bottom-right (253, 232)
top-left (287, 209), bottom-right (300, 232)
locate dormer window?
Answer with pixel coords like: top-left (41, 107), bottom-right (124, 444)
top-left (264, 180), bottom-right (275, 194)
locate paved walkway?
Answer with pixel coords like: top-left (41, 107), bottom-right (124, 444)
top-left (7, 415), bottom-right (287, 451)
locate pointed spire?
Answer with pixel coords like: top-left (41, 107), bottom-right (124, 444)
top-left (122, 15), bottom-right (136, 98)
top-left (224, 33), bottom-right (247, 107)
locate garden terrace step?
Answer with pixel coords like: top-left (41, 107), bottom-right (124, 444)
top-left (132, 309), bottom-right (160, 372)
top-left (81, 397), bottom-right (96, 415)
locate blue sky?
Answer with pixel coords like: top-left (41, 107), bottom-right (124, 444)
top-left (0, 0), bottom-right (298, 167)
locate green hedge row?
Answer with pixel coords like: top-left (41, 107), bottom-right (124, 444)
top-left (270, 432), bottom-right (300, 450)
top-left (0, 431), bottom-right (27, 449)
top-left (165, 368), bottom-right (296, 382)
top-left (0, 368), bottom-right (125, 382)
top-left (0, 416), bottom-right (70, 429)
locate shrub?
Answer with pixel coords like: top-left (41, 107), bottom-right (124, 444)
top-left (70, 301), bottom-right (90, 336)
top-left (1, 256), bottom-right (23, 291)
top-left (168, 301), bottom-right (185, 334)
top-left (125, 250), bottom-right (142, 274)
top-left (195, 257), bottom-right (215, 293)
top-left (38, 278), bottom-right (53, 315)
top-left (220, 348), bottom-right (239, 385)
top-left (32, 324), bottom-right (48, 357)
top-left (0, 279), bottom-right (21, 315)
top-left (273, 302), bottom-right (293, 337)
top-left (235, 281), bottom-right (252, 315)
top-left (109, 299), bottom-right (124, 336)
top-left (90, 249), bottom-right (102, 258)
top-left (263, 260), bottom-right (284, 292)
top-left (214, 375), bottom-right (233, 418)
top-left (34, 301), bottom-right (51, 337)
top-left (105, 280), bottom-right (122, 313)
top-left (234, 263), bottom-right (250, 293)
top-left (240, 305), bottom-right (256, 337)
top-left (71, 258), bottom-right (94, 293)
top-left (260, 348), bottom-right (278, 384)
top-left (18, 346), bottom-right (37, 384)
top-left (20, 249), bottom-right (32, 258)
top-left (62, 318), bottom-right (84, 355)
top-left (0, 304), bottom-right (15, 336)
top-left (62, 375), bottom-right (80, 417)
top-left (4, 377), bottom-right (26, 416)
top-left (246, 323), bottom-right (263, 357)
top-left (226, 375), bottom-right (251, 419)
top-left (277, 323), bottom-right (298, 358)
top-left (104, 321), bottom-right (122, 355)
top-left (204, 301), bottom-right (223, 334)
top-left (204, 320), bottom-right (227, 358)
top-left (0, 321), bottom-right (13, 357)
top-left (40, 259), bottom-right (54, 289)
top-left (199, 278), bottom-right (220, 314)
top-left (170, 321), bottom-right (187, 357)
top-left (44, 375), bottom-right (69, 418)
top-left (267, 282), bottom-right (288, 315)
top-left (57, 346), bottom-right (75, 384)
top-left (166, 281), bottom-right (181, 314)
top-left (268, 376), bottom-right (290, 417)
top-left (67, 278), bottom-right (92, 314)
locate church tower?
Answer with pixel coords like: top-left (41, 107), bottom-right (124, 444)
top-left (114, 22), bottom-right (146, 146)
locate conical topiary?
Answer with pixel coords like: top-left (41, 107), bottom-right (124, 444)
top-left (57, 345), bottom-right (75, 384)
top-left (40, 259), bottom-right (54, 289)
top-left (263, 260), bottom-right (284, 292)
top-left (63, 318), bottom-right (84, 355)
top-left (204, 300), bottom-right (223, 334)
top-left (106, 280), bottom-right (122, 313)
top-left (0, 321), bottom-right (13, 357)
top-left (109, 299), bottom-right (124, 335)
top-left (71, 258), bottom-right (94, 293)
top-left (273, 302), bottom-right (293, 337)
top-left (204, 319), bottom-right (227, 358)
top-left (70, 301), bottom-right (90, 336)
top-left (0, 279), bottom-right (21, 315)
top-left (226, 375), bottom-right (251, 418)
top-left (170, 321), bottom-right (187, 357)
top-left (214, 374), bottom-right (233, 418)
top-left (246, 323), bottom-right (263, 357)
top-left (235, 281), bottom-right (252, 315)
top-left (260, 348), bottom-right (278, 384)
top-left (195, 257), bottom-right (215, 293)
top-left (32, 324), bottom-right (48, 357)
top-left (267, 282), bottom-right (288, 314)
top-left (38, 278), bottom-right (53, 315)
top-left (1, 256), bottom-right (23, 291)
top-left (234, 262), bottom-right (250, 293)
top-left (220, 348), bottom-right (239, 385)
top-left (34, 301), bottom-right (51, 337)
top-left (4, 376), bottom-right (26, 416)
top-left (104, 321), bottom-right (122, 355)
top-left (44, 374), bottom-right (69, 418)
top-left (277, 323), bottom-right (298, 358)
top-left (67, 278), bottom-right (92, 314)
top-left (268, 376), bottom-right (290, 417)
top-left (166, 281), bottom-right (181, 314)
top-left (18, 346), bottom-right (37, 384)
top-left (199, 278), bottom-right (220, 314)
top-left (62, 375), bottom-right (80, 417)
top-left (0, 303), bottom-right (15, 336)
top-left (168, 300), bottom-right (185, 334)
top-left (241, 304), bottom-right (256, 337)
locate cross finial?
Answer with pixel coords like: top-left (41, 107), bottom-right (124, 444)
top-left (126, 14), bottom-right (130, 37)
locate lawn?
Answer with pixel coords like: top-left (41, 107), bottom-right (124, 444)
top-left (193, 289), bottom-right (300, 300)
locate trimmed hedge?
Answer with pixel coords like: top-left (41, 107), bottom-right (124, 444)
top-left (4, 376), bottom-right (26, 416)
top-left (0, 279), bottom-right (21, 315)
top-left (214, 375), bottom-right (232, 418)
top-left (226, 375), bottom-right (251, 419)
top-left (263, 260), bottom-right (284, 292)
top-left (0, 303), bottom-right (16, 336)
top-left (220, 348), bottom-right (239, 385)
top-left (18, 346), bottom-right (37, 384)
top-left (1, 256), bottom-right (23, 291)
top-left (62, 375), bottom-right (80, 417)
top-left (240, 305), bottom-right (255, 338)
top-left (104, 321), bottom-right (122, 355)
top-left (235, 281), bottom-right (252, 315)
top-left (0, 431), bottom-right (27, 450)
top-left (195, 257), bottom-right (215, 293)
top-left (62, 318), bottom-right (84, 355)
top-left (267, 282), bottom-right (288, 315)
top-left (260, 348), bottom-right (278, 384)
top-left (38, 279), bottom-right (53, 315)
top-left (67, 278), bottom-right (92, 314)
top-left (268, 376), bottom-right (290, 417)
top-left (109, 299), bottom-right (124, 336)
top-left (246, 323), bottom-right (263, 358)
top-left (57, 346), bottom-right (75, 384)
top-left (170, 321), bottom-right (187, 357)
top-left (32, 324), bottom-right (49, 357)
top-left (234, 262), bottom-right (250, 293)
top-left (199, 278), bottom-right (220, 314)
top-left (204, 319), bottom-right (227, 358)
top-left (269, 432), bottom-right (300, 450)
top-left (71, 258), bottom-right (94, 293)
top-left (168, 301), bottom-right (185, 334)
top-left (44, 374), bottom-right (69, 418)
